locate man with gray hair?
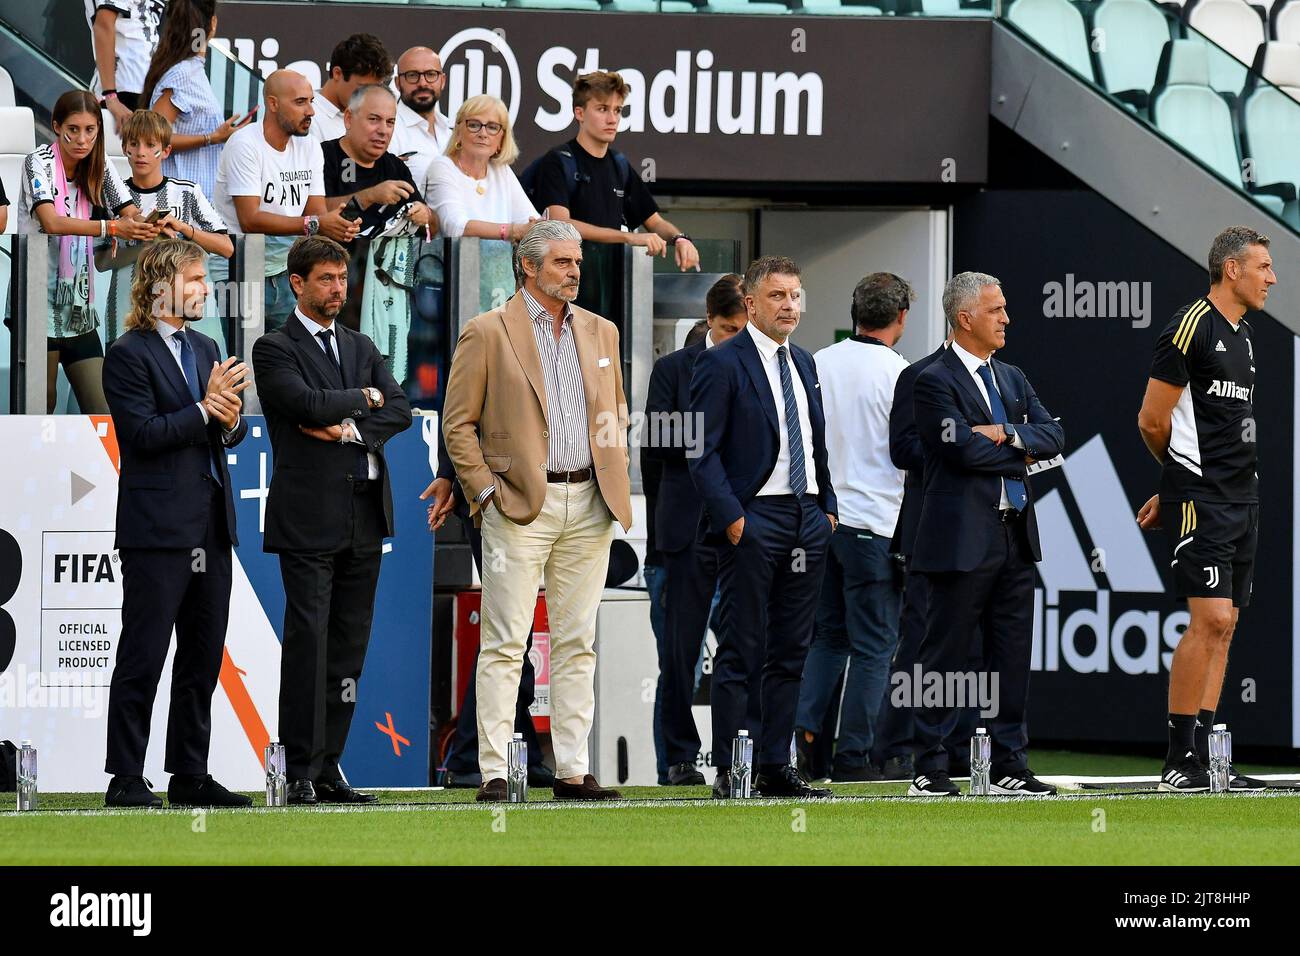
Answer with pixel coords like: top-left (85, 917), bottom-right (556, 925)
top-left (442, 219), bottom-right (633, 802)
top-left (907, 271), bottom-right (1063, 796)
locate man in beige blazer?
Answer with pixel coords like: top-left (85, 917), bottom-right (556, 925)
top-left (443, 220), bottom-right (632, 801)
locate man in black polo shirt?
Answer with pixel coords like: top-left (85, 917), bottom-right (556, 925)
top-left (322, 84), bottom-right (436, 244)
top-left (1137, 225), bottom-right (1275, 793)
top-left (531, 70), bottom-right (700, 320)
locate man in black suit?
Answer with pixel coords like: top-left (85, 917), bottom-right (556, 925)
top-left (689, 256), bottom-right (837, 799)
top-left (102, 238), bottom-right (252, 809)
top-left (645, 275), bottom-right (748, 786)
top-left (908, 272), bottom-right (1064, 796)
top-left (252, 236), bottom-right (412, 805)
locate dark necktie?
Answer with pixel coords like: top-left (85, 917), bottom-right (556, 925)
top-left (175, 329), bottom-right (221, 485)
top-left (318, 329), bottom-right (343, 383)
top-left (976, 362), bottom-right (1026, 511)
top-left (776, 345), bottom-right (807, 497)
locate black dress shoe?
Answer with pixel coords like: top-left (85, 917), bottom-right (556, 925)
top-left (754, 765), bottom-right (833, 798)
top-left (444, 769), bottom-right (483, 789)
top-left (287, 779), bottom-right (318, 805)
top-left (878, 756), bottom-right (914, 781)
top-left (667, 762), bottom-right (706, 786)
top-left (528, 764), bottom-right (556, 788)
top-left (551, 774), bottom-right (622, 800)
top-left (316, 779), bottom-right (378, 804)
top-left (168, 774), bottom-right (253, 808)
top-left (476, 778), bottom-right (507, 802)
top-left (105, 775), bottom-right (163, 809)
top-left (712, 771), bottom-right (732, 799)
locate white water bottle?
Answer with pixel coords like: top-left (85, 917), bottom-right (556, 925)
top-left (17, 740), bottom-right (37, 812)
top-left (507, 732), bottom-right (529, 803)
top-left (730, 730), bottom-right (753, 799)
top-left (264, 738), bottom-right (287, 807)
top-left (1208, 724), bottom-right (1231, 793)
top-left (969, 728), bottom-right (992, 796)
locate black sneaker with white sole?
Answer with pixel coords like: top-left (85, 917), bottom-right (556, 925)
top-left (990, 770), bottom-right (1057, 795)
top-left (1228, 768), bottom-right (1268, 791)
top-left (1158, 753), bottom-right (1210, 792)
top-left (908, 772), bottom-right (959, 796)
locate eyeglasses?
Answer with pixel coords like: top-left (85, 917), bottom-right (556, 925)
top-left (463, 119), bottom-right (504, 135)
top-left (400, 69), bottom-right (444, 85)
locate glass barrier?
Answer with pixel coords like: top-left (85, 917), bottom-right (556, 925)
top-left (214, 0), bottom-right (992, 14)
top-left (997, 0), bottom-right (1300, 230)
top-left (3, 229), bottom-right (679, 417)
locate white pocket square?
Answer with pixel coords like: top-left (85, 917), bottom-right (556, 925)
top-left (598, 357), bottom-right (611, 368)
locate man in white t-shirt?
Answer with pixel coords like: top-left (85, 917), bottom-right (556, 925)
top-left (308, 33), bottom-right (393, 145)
top-left (85, 0), bottom-right (167, 131)
top-left (214, 70), bottom-right (359, 331)
top-left (390, 46), bottom-right (452, 189)
top-left (794, 272), bottom-right (913, 783)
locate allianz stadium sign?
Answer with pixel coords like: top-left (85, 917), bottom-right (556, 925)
top-left (215, 6), bottom-right (990, 183)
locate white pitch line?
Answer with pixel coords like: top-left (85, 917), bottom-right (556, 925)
top-left (5, 788), bottom-right (1299, 819)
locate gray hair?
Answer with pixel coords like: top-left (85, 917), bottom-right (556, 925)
top-left (347, 83), bottom-right (396, 114)
top-left (516, 219), bottom-right (582, 275)
top-left (942, 271), bottom-right (1001, 330)
top-left (852, 272), bottom-right (915, 332)
top-left (1208, 225), bottom-right (1269, 284)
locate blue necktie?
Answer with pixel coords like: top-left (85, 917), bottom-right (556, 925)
top-left (976, 362), bottom-right (1025, 511)
top-left (175, 329), bottom-right (222, 485)
top-left (776, 346), bottom-right (807, 497)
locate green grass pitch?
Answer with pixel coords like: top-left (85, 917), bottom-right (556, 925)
top-left (4, 752), bottom-right (1297, 865)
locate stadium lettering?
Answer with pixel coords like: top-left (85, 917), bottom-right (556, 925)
top-left (535, 47), bottom-right (823, 137)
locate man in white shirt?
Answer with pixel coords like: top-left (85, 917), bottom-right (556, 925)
top-left (793, 273), bottom-right (912, 783)
top-left (214, 70), bottom-right (359, 331)
top-left (390, 46), bottom-right (453, 189)
top-left (308, 33), bottom-right (393, 145)
top-left (688, 256), bottom-right (838, 799)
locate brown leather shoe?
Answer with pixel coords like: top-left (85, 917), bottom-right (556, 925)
top-left (476, 778), bottom-right (507, 802)
top-left (551, 774), bottom-right (622, 801)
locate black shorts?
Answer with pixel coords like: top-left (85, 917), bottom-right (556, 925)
top-left (1162, 498), bottom-right (1258, 608)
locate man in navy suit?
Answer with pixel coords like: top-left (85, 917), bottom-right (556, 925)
top-left (873, 335), bottom-right (978, 779)
top-left (645, 274), bottom-right (748, 786)
top-left (101, 238), bottom-right (252, 809)
top-left (689, 256), bottom-right (837, 799)
top-left (908, 272), bottom-right (1064, 796)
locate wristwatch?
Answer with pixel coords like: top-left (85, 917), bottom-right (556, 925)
top-left (1004, 424), bottom-right (1017, 445)
top-left (303, 215), bottom-right (320, 237)
top-left (365, 387), bottom-right (382, 408)
top-left (669, 233), bottom-right (692, 245)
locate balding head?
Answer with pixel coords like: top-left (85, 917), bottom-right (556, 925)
top-left (264, 70), bottom-right (315, 138)
top-left (395, 46), bottom-right (445, 115)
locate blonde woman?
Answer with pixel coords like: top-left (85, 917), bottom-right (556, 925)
top-left (423, 94), bottom-right (538, 243)
top-left (101, 237), bottom-right (250, 810)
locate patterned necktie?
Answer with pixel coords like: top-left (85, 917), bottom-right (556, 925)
top-left (776, 345), bottom-right (807, 497)
top-left (175, 329), bottom-right (221, 485)
top-left (976, 362), bottom-right (1026, 511)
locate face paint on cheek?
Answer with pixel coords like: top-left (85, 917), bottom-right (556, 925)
top-left (62, 133), bottom-right (73, 143)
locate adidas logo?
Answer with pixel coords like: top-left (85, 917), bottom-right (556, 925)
top-left (1215, 340), bottom-right (1227, 352)
top-left (1032, 435), bottom-right (1189, 675)
top-left (997, 776), bottom-right (1026, 790)
top-left (1164, 769), bottom-right (1189, 787)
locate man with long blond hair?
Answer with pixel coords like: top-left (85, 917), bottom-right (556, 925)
top-left (101, 238), bottom-right (252, 809)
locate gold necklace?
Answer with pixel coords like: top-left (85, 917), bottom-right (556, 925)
top-left (456, 158), bottom-right (487, 195)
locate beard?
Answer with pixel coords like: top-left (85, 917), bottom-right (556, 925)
top-left (539, 276), bottom-right (579, 303)
top-left (305, 293), bottom-right (344, 319)
top-left (401, 91), bottom-right (436, 116)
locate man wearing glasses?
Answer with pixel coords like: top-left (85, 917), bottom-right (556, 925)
top-left (391, 46), bottom-right (453, 189)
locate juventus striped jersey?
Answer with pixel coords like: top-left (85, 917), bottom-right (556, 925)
top-left (1149, 297), bottom-right (1257, 503)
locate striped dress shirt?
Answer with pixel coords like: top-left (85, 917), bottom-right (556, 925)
top-left (523, 288), bottom-right (593, 471)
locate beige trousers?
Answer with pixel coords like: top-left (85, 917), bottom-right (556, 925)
top-left (477, 479), bottom-right (614, 781)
